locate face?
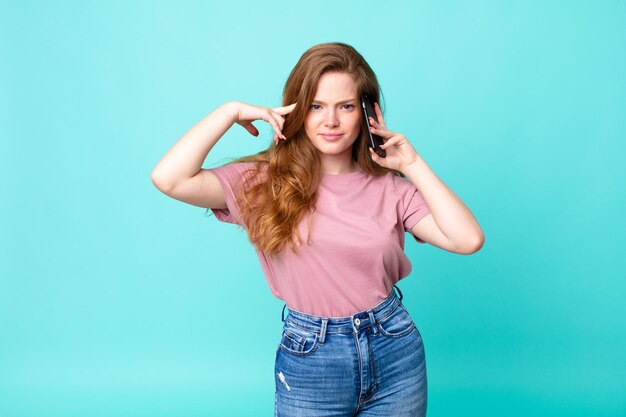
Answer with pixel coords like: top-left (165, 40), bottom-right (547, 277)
top-left (304, 72), bottom-right (362, 159)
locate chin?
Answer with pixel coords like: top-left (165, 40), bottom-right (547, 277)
top-left (314, 143), bottom-right (353, 155)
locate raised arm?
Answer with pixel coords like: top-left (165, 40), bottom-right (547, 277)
top-left (366, 102), bottom-right (485, 254)
top-left (150, 101), bottom-right (295, 209)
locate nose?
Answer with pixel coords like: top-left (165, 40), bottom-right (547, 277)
top-left (324, 109), bottom-right (339, 127)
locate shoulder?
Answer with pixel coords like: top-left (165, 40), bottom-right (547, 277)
top-left (211, 161), bottom-right (267, 181)
top-left (215, 160), bottom-right (262, 173)
top-left (374, 171), bottom-right (412, 193)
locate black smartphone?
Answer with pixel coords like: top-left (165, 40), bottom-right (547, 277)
top-left (361, 93), bottom-right (386, 158)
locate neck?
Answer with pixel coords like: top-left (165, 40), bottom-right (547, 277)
top-left (319, 151), bottom-right (358, 175)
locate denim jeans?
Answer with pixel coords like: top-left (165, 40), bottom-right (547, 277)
top-left (274, 285), bottom-right (427, 416)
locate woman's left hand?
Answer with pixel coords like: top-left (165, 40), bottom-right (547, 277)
top-left (368, 102), bottom-right (421, 172)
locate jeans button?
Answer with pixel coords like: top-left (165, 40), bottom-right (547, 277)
top-left (354, 318), bottom-right (361, 326)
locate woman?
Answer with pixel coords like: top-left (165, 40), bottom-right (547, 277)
top-left (152, 42), bottom-right (484, 417)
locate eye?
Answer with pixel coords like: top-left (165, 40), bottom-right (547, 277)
top-left (310, 104), bottom-right (322, 110)
top-left (342, 104), bottom-right (355, 110)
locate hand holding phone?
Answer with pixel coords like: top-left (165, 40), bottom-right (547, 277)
top-left (361, 94), bottom-right (386, 158)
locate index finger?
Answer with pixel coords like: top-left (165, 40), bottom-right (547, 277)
top-left (272, 102), bottom-right (297, 115)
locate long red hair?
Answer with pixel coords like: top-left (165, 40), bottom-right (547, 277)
top-left (226, 42), bottom-right (402, 255)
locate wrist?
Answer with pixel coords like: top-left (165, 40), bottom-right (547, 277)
top-left (400, 155), bottom-right (423, 174)
top-left (221, 101), bottom-right (240, 125)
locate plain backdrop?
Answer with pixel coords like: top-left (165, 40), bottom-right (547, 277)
top-left (1, 1), bottom-right (625, 416)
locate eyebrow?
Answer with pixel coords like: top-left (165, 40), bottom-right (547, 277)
top-left (311, 98), bottom-right (357, 105)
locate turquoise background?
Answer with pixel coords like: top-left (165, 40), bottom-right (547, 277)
top-left (1, 1), bottom-right (625, 416)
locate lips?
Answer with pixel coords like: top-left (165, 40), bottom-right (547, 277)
top-left (320, 133), bottom-right (343, 140)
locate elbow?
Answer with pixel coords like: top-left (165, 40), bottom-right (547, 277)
top-left (151, 170), bottom-right (173, 193)
top-left (457, 232), bottom-right (485, 255)
top-left (466, 233), bottom-right (485, 254)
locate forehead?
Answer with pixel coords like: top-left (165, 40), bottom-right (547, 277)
top-left (312, 72), bottom-right (358, 102)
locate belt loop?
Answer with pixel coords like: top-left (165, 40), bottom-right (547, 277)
top-left (368, 310), bottom-right (378, 335)
top-left (394, 284), bottom-right (403, 301)
top-left (319, 318), bottom-right (328, 344)
top-left (281, 304), bottom-right (287, 322)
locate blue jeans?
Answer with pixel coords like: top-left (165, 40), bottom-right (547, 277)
top-left (274, 285), bottom-right (428, 416)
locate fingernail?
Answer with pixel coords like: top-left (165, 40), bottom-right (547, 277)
top-left (281, 134), bottom-right (286, 140)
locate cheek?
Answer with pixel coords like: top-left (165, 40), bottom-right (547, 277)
top-left (304, 115), bottom-right (319, 129)
top-left (349, 115), bottom-right (362, 132)
top-left (303, 118), bottom-right (313, 133)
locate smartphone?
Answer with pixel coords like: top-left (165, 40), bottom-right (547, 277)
top-left (361, 93), bottom-right (386, 158)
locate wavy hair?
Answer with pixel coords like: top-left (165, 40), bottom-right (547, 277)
top-left (224, 42), bottom-right (403, 256)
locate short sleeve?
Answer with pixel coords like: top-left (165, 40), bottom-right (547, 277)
top-left (398, 177), bottom-right (431, 244)
top-left (207, 162), bottom-right (259, 226)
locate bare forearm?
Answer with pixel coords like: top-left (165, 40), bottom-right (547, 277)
top-left (151, 101), bottom-right (237, 188)
top-left (402, 156), bottom-right (484, 248)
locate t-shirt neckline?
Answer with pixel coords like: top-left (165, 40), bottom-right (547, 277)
top-left (320, 170), bottom-right (367, 182)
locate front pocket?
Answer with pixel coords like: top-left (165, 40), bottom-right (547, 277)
top-left (279, 325), bottom-right (319, 356)
top-left (377, 305), bottom-right (416, 338)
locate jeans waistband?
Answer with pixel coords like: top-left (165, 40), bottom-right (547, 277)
top-left (280, 285), bottom-right (405, 342)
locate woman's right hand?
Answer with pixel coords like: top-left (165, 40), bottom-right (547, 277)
top-left (230, 101), bottom-right (297, 145)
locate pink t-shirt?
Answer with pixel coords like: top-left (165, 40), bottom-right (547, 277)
top-left (208, 161), bottom-right (431, 317)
